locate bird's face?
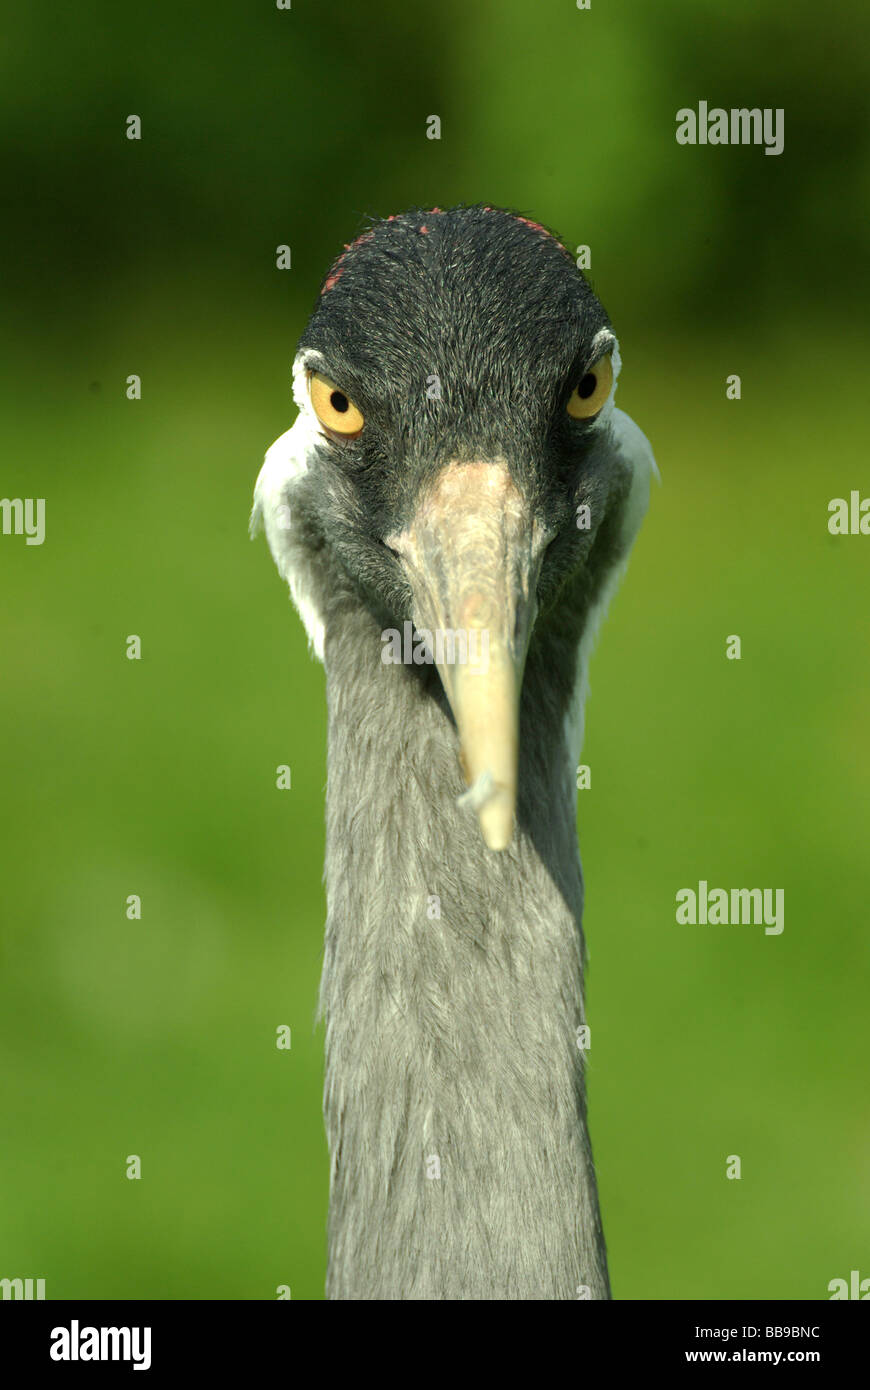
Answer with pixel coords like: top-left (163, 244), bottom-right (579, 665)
top-left (269, 206), bottom-right (646, 850)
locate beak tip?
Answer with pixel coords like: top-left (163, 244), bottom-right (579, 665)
top-left (479, 800), bottom-right (515, 852)
top-left (482, 833), bottom-right (512, 853)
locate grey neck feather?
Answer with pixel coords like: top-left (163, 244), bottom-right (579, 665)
top-left (319, 576), bottom-right (610, 1300)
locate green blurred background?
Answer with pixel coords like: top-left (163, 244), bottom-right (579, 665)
top-left (1, 0), bottom-right (868, 1300)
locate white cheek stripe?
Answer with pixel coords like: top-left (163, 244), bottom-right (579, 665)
top-left (251, 349), bottom-right (330, 661)
top-left (587, 329), bottom-right (621, 433)
top-left (292, 347), bottom-right (329, 416)
top-left (563, 402), bottom-right (659, 775)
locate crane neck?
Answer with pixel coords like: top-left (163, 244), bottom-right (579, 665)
top-left (318, 593), bottom-right (610, 1300)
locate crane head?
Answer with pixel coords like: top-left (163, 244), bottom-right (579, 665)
top-left (253, 205), bottom-right (656, 850)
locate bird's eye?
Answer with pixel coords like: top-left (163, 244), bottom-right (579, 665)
top-left (566, 354), bottom-right (614, 420)
top-left (308, 371), bottom-right (365, 438)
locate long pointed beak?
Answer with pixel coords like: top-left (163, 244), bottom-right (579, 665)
top-left (387, 462), bottom-right (542, 851)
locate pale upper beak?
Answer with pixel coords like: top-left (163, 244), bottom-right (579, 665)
top-left (387, 462), bottom-right (545, 851)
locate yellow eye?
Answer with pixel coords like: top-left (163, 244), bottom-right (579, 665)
top-left (566, 354), bottom-right (614, 420)
top-left (308, 371), bottom-right (365, 438)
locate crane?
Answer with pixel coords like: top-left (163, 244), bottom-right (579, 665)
top-left (252, 204), bottom-right (656, 1299)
